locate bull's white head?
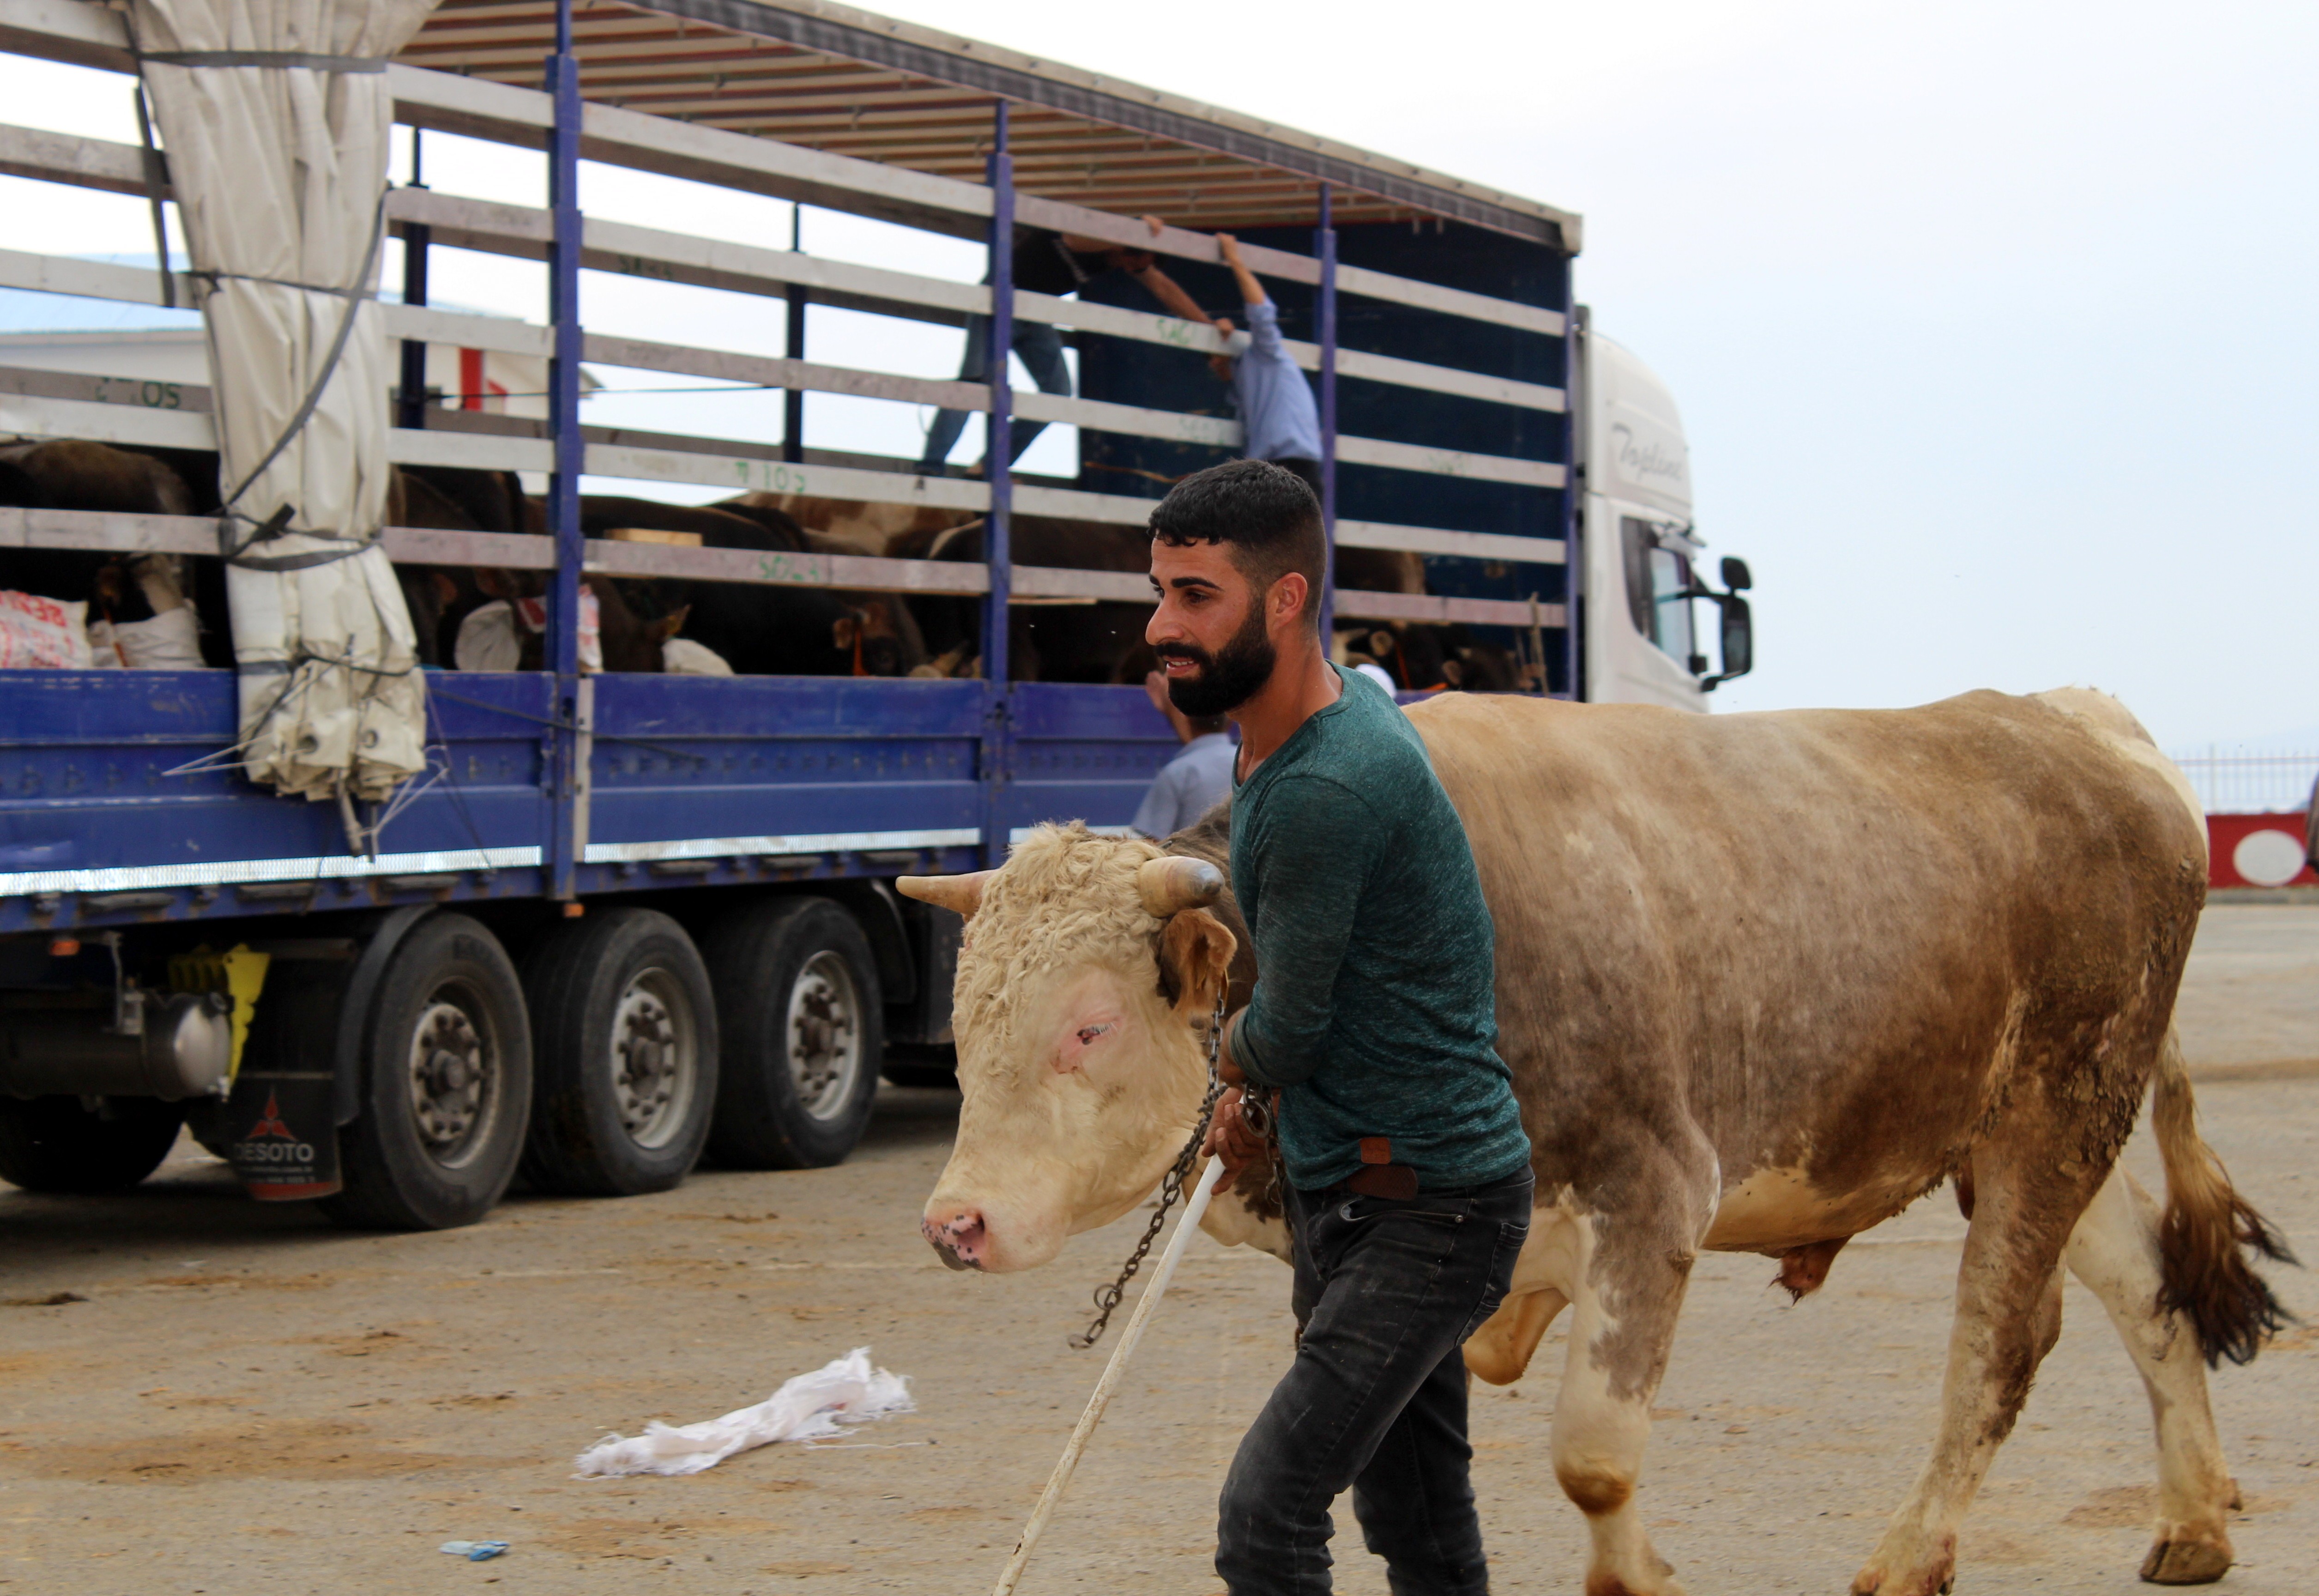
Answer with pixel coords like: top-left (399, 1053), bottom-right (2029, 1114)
top-left (900, 825), bottom-right (1236, 1273)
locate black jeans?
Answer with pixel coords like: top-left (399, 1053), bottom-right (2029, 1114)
top-left (1216, 1166), bottom-right (1533, 1596)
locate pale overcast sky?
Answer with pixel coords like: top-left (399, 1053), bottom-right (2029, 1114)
top-left (1, 2), bottom-right (2310, 749)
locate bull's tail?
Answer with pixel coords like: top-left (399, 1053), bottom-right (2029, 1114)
top-left (2151, 1028), bottom-right (2296, 1366)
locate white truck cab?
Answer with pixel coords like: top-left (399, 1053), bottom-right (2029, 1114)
top-left (1578, 319), bottom-right (1753, 710)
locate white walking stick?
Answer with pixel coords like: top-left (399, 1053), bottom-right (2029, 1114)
top-left (990, 1154), bottom-right (1233, 1596)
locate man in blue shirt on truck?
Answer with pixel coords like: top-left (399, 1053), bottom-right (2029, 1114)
top-left (1146, 459), bottom-right (1532, 1596)
top-left (1204, 233), bottom-right (1325, 499)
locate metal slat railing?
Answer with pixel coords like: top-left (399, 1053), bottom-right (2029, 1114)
top-left (0, 14), bottom-right (1574, 630)
top-left (2169, 752), bottom-right (2319, 816)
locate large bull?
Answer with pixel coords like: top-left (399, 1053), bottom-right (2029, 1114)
top-left (904, 688), bottom-right (2288, 1596)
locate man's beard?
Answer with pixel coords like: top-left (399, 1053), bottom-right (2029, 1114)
top-left (1159, 598), bottom-right (1276, 718)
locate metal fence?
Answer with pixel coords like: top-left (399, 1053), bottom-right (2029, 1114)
top-left (2168, 750), bottom-right (2319, 816)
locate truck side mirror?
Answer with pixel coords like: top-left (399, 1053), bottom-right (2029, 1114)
top-left (1720, 556), bottom-right (1752, 592)
top-left (1699, 594), bottom-right (1752, 690)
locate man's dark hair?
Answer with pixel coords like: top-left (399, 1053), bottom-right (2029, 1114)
top-left (1149, 459), bottom-right (1325, 625)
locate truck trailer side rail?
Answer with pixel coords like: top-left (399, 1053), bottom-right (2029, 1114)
top-left (0, 0), bottom-right (1576, 940)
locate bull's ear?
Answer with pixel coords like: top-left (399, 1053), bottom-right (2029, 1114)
top-left (1159, 909), bottom-right (1237, 1015)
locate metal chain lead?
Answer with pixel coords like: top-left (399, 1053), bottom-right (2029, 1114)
top-left (1241, 1087), bottom-right (1285, 1214)
top-left (1070, 984), bottom-right (1229, 1350)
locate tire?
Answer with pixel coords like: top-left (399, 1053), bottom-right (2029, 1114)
top-left (320, 913), bottom-right (532, 1231)
top-left (519, 908), bottom-right (718, 1196)
top-left (881, 1043), bottom-right (959, 1090)
top-left (702, 897), bottom-right (882, 1169)
top-left (0, 1095), bottom-right (183, 1193)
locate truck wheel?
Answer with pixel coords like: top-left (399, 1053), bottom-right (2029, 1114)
top-left (0, 1095), bottom-right (183, 1193)
top-left (321, 913), bottom-right (531, 1231)
top-left (520, 908), bottom-right (717, 1196)
top-left (702, 897), bottom-right (882, 1169)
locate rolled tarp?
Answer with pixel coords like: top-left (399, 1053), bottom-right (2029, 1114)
top-left (129, 0), bottom-right (437, 811)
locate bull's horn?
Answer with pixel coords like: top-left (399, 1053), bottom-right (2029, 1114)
top-left (896, 870), bottom-right (996, 918)
top-left (1139, 855), bottom-right (1224, 917)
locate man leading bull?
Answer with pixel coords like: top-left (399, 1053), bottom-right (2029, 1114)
top-left (1146, 459), bottom-right (1532, 1596)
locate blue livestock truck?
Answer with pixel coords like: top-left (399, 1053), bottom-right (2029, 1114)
top-left (0, 0), bottom-right (1749, 1227)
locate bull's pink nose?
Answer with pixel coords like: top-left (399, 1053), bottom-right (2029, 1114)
top-left (924, 1208), bottom-right (987, 1271)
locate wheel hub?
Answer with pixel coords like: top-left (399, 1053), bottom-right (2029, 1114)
top-left (408, 1002), bottom-right (487, 1153)
top-left (786, 953), bottom-right (861, 1119)
top-left (610, 977), bottom-right (692, 1143)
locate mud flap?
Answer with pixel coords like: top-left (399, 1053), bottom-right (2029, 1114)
top-left (218, 906), bottom-right (432, 1201)
top-left (223, 1068), bottom-right (340, 1200)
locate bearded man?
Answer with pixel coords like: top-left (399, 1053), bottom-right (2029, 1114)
top-left (1145, 459), bottom-right (1534, 1596)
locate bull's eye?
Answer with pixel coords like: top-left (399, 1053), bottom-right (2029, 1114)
top-left (1076, 1023), bottom-right (1115, 1046)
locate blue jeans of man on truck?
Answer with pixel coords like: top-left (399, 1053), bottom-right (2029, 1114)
top-left (918, 314), bottom-right (1071, 472)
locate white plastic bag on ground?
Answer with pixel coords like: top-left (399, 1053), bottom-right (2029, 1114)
top-left (0, 592), bottom-right (92, 668)
top-left (662, 637), bottom-right (733, 676)
top-left (89, 605), bottom-right (206, 669)
top-left (573, 1347), bottom-right (912, 1479)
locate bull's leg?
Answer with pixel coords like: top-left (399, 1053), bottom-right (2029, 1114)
top-left (1552, 1211), bottom-right (1692, 1596)
top-left (1853, 1149), bottom-right (2102, 1596)
top-left (1463, 1287), bottom-right (1567, 1385)
top-left (2065, 1163), bottom-right (2238, 1585)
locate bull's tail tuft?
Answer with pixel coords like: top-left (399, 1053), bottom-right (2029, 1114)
top-left (2151, 1030), bottom-right (2297, 1367)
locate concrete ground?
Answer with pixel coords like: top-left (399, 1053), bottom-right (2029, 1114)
top-left (0, 904), bottom-right (2313, 1596)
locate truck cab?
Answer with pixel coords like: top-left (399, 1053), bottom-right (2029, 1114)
top-left (1580, 324), bottom-right (1752, 709)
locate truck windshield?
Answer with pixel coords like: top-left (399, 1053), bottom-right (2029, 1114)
top-left (1620, 517), bottom-right (1696, 668)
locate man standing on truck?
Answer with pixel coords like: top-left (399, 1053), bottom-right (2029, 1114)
top-left (1146, 459), bottom-right (1533, 1596)
top-left (919, 216), bottom-right (1207, 476)
top-left (1202, 233), bottom-right (1325, 499)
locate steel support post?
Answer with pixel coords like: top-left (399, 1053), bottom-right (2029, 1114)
top-left (545, 0), bottom-right (586, 895)
top-left (1315, 184), bottom-right (1338, 643)
top-left (783, 204), bottom-right (806, 465)
top-left (1559, 300), bottom-right (1583, 701)
top-left (978, 100), bottom-right (1015, 868)
top-left (396, 130), bottom-right (429, 433)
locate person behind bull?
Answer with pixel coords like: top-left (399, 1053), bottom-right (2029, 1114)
top-left (918, 216), bottom-right (1206, 476)
top-left (1146, 459), bottom-right (1532, 1596)
top-left (1201, 233), bottom-right (1325, 499)
top-left (1130, 666), bottom-right (1237, 839)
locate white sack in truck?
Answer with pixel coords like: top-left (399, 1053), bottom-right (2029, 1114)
top-left (90, 606), bottom-right (206, 669)
top-left (0, 592), bottom-right (93, 668)
top-left (129, 0), bottom-right (440, 811)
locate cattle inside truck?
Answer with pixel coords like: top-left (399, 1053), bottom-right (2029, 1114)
top-left (0, 0), bottom-right (1750, 1229)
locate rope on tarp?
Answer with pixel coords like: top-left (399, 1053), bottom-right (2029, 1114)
top-left (211, 191), bottom-right (391, 573)
top-left (128, 85), bottom-right (175, 310)
top-left (136, 49), bottom-right (387, 71)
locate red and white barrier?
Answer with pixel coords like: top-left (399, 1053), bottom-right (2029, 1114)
top-left (2206, 814), bottom-right (2316, 889)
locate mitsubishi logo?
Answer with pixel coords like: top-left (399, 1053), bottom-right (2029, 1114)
top-left (248, 1092), bottom-right (296, 1140)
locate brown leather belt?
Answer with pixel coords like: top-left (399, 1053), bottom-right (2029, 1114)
top-left (1339, 1135), bottom-right (1419, 1199)
top-left (1341, 1164), bottom-right (1419, 1200)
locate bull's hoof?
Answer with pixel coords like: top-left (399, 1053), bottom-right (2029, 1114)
top-left (2140, 1535), bottom-right (2231, 1585)
top-left (1849, 1561), bottom-right (1954, 1596)
top-left (1581, 1565), bottom-right (1684, 1596)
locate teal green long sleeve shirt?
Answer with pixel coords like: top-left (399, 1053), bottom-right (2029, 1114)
top-left (1229, 666), bottom-right (1531, 1192)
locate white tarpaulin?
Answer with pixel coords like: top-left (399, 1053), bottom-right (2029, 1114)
top-left (131, 0), bottom-right (436, 812)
